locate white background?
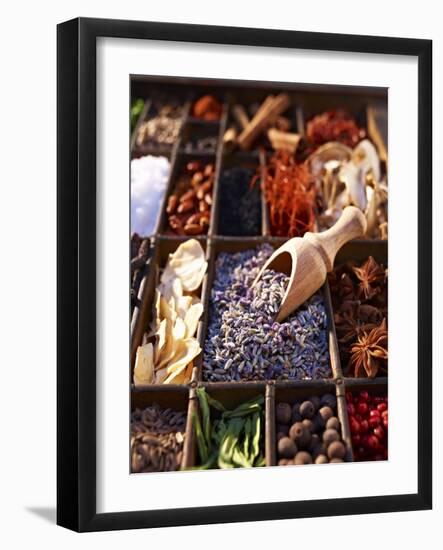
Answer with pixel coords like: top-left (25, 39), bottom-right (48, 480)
top-left (0, 0), bottom-right (441, 547)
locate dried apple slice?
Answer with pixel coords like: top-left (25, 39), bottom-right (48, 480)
top-left (133, 343), bottom-right (154, 386)
top-left (161, 239), bottom-right (207, 292)
top-left (183, 302), bottom-right (204, 338)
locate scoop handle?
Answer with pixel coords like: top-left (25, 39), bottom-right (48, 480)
top-left (305, 206), bottom-right (367, 272)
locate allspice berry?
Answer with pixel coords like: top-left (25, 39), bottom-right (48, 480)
top-left (321, 393), bottom-right (337, 409)
top-left (302, 419), bottom-right (315, 433)
top-left (326, 416), bottom-right (341, 431)
top-left (315, 454), bottom-right (329, 464)
top-left (327, 441), bottom-right (346, 460)
top-left (277, 424), bottom-right (289, 436)
top-left (300, 400), bottom-right (315, 419)
top-left (319, 406), bottom-right (334, 423)
top-left (323, 428), bottom-right (340, 446)
top-left (289, 422), bottom-right (311, 449)
top-left (330, 458), bottom-right (344, 463)
top-left (309, 433), bottom-right (320, 450)
top-left (294, 451), bottom-right (313, 465)
top-left (309, 396), bottom-right (321, 411)
top-left (278, 437), bottom-right (298, 459)
top-left (276, 402), bottom-right (292, 425)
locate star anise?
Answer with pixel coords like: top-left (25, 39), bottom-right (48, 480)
top-left (349, 318), bottom-right (388, 378)
top-left (352, 256), bottom-right (386, 300)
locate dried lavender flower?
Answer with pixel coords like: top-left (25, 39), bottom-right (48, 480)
top-left (203, 245), bottom-right (331, 381)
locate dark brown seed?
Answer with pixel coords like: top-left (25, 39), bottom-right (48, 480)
top-left (300, 400), bottom-right (315, 419)
top-left (302, 418), bottom-right (315, 433)
top-left (327, 441), bottom-right (346, 460)
top-left (294, 451), bottom-right (313, 465)
top-left (309, 396), bottom-right (321, 411)
top-left (326, 416), bottom-right (341, 431)
top-left (319, 406), bottom-right (334, 422)
top-left (289, 422), bottom-right (311, 449)
top-left (321, 393), bottom-right (337, 409)
top-left (276, 402), bottom-right (292, 425)
top-left (278, 437), bottom-right (297, 459)
top-left (277, 424), bottom-right (289, 436)
top-left (323, 428), bottom-right (340, 446)
top-left (168, 215), bottom-right (183, 232)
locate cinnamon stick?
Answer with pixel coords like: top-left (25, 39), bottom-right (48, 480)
top-left (238, 93), bottom-right (291, 150)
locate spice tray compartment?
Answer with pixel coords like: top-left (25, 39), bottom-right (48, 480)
top-left (131, 386), bottom-right (192, 472)
top-left (194, 236), bottom-right (342, 382)
top-left (329, 240), bottom-right (388, 380)
top-left (130, 236), bottom-right (208, 378)
top-left (131, 96), bottom-right (191, 158)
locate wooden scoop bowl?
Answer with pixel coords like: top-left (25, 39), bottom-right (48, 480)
top-left (252, 206), bottom-right (367, 322)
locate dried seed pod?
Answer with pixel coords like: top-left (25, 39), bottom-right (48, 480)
top-left (177, 200), bottom-right (194, 214)
top-left (191, 172), bottom-right (204, 186)
top-left (184, 223), bottom-right (204, 235)
top-left (204, 163), bottom-right (214, 177)
top-left (199, 216), bottom-right (210, 228)
top-left (199, 200), bottom-right (209, 212)
top-left (186, 213), bottom-right (203, 225)
top-left (186, 161), bottom-right (201, 173)
top-left (168, 215), bottom-right (183, 232)
top-left (180, 189), bottom-right (196, 203)
top-left (166, 194), bottom-right (178, 214)
top-left (196, 180), bottom-right (212, 200)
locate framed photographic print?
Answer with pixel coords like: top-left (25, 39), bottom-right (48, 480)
top-left (57, 17), bottom-right (432, 532)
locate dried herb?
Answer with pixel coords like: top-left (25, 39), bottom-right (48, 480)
top-left (306, 110), bottom-right (365, 149)
top-left (349, 319), bottom-right (388, 378)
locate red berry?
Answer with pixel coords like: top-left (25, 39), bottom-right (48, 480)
top-left (347, 403), bottom-right (355, 416)
top-left (369, 409), bottom-right (380, 418)
top-left (382, 416), bottom-right (388, 429)
top-left (349, 417), bottom-right (360, 434)
top-left (377, 403), bottom-right (387, 413)
top-left (374, 453), bottom-right (384, 461)
top-left (369, 417), bottom-right (380, 429)
top-left (352, 434), bottom-right (361, 447)
top-left (374, 426), bottom-right (385, 440)
top-left (359, 391), bottom-right (369, 401)
top-left (346, 392), bottom-right (354, 402)
top-left (360, 420), bottom-right (369, 433)
top-left (357, 402), bottom-right (369, 416)
top-left (366, 435), bottom-right (379, 450)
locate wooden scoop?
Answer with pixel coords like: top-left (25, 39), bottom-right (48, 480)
top-left (252, 206), bottom-right (367, 322)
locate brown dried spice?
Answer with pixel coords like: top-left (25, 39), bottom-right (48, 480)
top-left (328, 256), bottom-right (387, 377)
top-left (349, 319), bottom-right (388, 378)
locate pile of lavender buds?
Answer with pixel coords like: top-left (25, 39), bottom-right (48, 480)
top-left (203, 244), bottom-right (331, 381)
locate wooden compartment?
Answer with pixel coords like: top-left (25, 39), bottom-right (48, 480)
top-left (267, 380), bottom-right (353, 466)
top-left (130, 236), bottom-right (208, 386)
top-left (131, 386), bottom-right (191, 473)
top-left (196, 237), bottom-right (341, 382)
top-left (328, 240), bottom-right (388, 380)
top-left (182, 382), bottom-right (267, 469)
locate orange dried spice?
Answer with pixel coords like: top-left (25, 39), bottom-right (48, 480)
top-left (255, 150), bottom-right (316, 237)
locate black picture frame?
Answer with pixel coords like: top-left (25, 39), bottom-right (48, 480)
top-left (57, 17), bottom-right (432, 532)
